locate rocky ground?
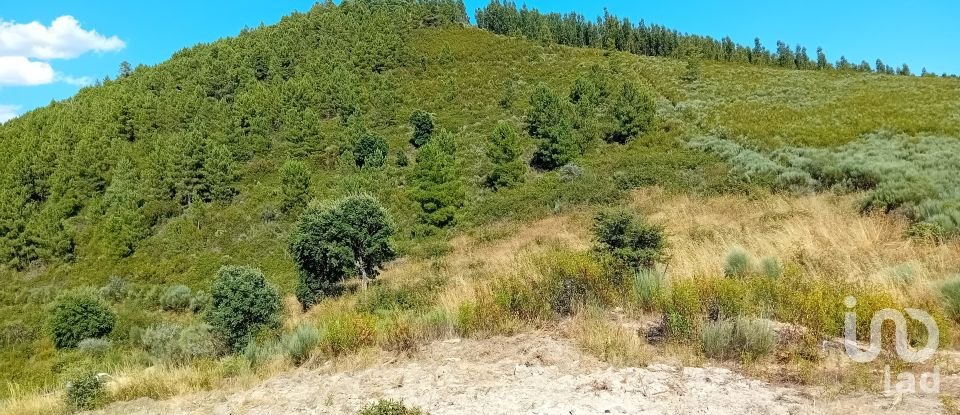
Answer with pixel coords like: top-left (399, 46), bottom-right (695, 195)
top-left (87, 332), bottom-right (952, 415)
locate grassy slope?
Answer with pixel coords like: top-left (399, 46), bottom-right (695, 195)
top-left (2, 25), bottom-right (960, 397)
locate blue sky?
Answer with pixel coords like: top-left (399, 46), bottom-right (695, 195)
top-left (1, 1), bottom-right (958, 122)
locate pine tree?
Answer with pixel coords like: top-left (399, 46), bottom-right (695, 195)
top-left (412, 131), bottom-right (463, 228)
top-left (102, 158), bottom-right (147, 258)
top-left (816, 47), bottom-right (828, 70)
top-left (280, 160), bottom-right (311, 214)
top-left (527, 84), bottom-right (577, 170)
top-left (608, 83), bottom-right (656, 144)
top-left (200, 145), bottom-right (237, 202)
top-left (409, 110), bottom-right (434, 148)
top-left (485, 122), bottom-right (525, 190)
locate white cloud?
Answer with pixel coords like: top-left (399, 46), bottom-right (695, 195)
top-left (56, 73), bottom-right (93, 87)
top-left (0, 56), bottom-right (54, 86)
top-left (0, 16), bottom-right (124, 60)
top-left (0, 105), bottom-right (19, 123)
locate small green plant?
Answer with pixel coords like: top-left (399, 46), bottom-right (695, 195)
top-left (941, 277), bottom-right (960, 322)
top-left (279, 160), bottom-right (312, 213)
top-left (99, 276), bottom-right (129, 302)
top-left (700, 317), bottom-right (777, 361)
top-left (632, 269), bottom-right (663, 311)
top-left (592, 209), bottom-right (667, 270)
top-left (50, 296), bottom-right (116, 349)
top-left (354, 132), bottom-right (389, 169)
top-left (724, 247), bottom-right (752, 278)
top-left (161, 284), bottom-right (192, 311)
top-left (282, 324), bottom-right (321, 365)
top-left (409, 110), bottom-right (434, 148)
top-left (65, 371), bottom-right (104, 411)
top-left (358, 399), bottom-right (426, 415)
top-left (77, 338), bottom-right (112, 357)
top-left (206, 266), bottom-right (282, 351)
top-left (759, 256), bottom-right (783, 278)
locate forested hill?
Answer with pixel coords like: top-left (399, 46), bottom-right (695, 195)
top-left (3, 0), bottom-right (960, 398)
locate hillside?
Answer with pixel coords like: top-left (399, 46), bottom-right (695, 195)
top-left (2, 1), bottom-right (960, 413)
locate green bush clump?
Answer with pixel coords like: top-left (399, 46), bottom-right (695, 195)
top-left (358, 399), bottom-right (426, 415)
top-left (592, 209), bottom-right (667, 270)
top-left (941, 277), bottom-right (960, 322)
top-left (723, 247), bottom-right (752, 278)
top-left (161, 284), bottom-right (192, 311)
top-left (354, 132), bottom-right (389, 169)
top-left (700, 317), bottom-right (777, 361)
top-left (65, 371), bottom-right (104, 411)
top-left (279, 160), bottom-right (312, 214)
top-left (632, 269), bottom-right (664, 311)
top-left (607, 83), bottom-right (656, 144)
top-left (759, 256), bottom-right (783, 278)
top-left (141, 322), bottom-right (221, 364)
top-left (409, 110), bottom-right (434, 148)
top-left (50, 296), bottom-right (116, 349)
top-left (99, 276), bottom-right (129, 303)
top-left (206, 266), bottom-right (282, 351)
top-left (536, 251), bottom-right (609, 316)
top-left (290, 194), bottom-right (396, 307)
top-left (282, 324), bottom-right (321, 365)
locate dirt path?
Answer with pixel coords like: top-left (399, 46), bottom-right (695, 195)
top-left (87, 333), bottom-right (949, 415)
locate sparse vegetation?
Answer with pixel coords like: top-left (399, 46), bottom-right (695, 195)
top-left (358, 399), bottom-right (426, 415)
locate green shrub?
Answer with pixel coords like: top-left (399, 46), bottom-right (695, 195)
top-left (189, 290), bottom-right (211, 313)
top-left (661, 279), bottom-right (702, 339)
top-left (65, 371), bottom-right (104, 411)
top-left (592, 209), bottom-right (667, 270)
top-left (491, 274), bottom-right (549, 321)
top-left (409, 110), bottom-right (434, 148)
top-left (558, 163), bottom-right (584, 182)
top-left (354, 132), bottom-right (389, 169)
top-left (317, 314), bottom-right (375, 356)
top-left (537, 251), bottom-right (607, 316)
top-left (485, 122), bottom-right (525, 190)
top-left (279, 160), bottom-right (312, 213)
top-left (358, 399), bottom-right (426, 415)
top-left (941, 277), bottom-right (960, 322)
top-left (99, 276), bottom-right (129, 303)
top-left (77, 338), bottom-right (112, 357)
top-left (206, 266), bottom-right (282, 351)
top-left (759, 256), bottom-right (783, 278)
top-left (243, 338), bottom-right (282, 368)
top-left (701, 317), bottom-right (777, 361)
top-left (723, 247), bottom-right (752, 278)
top-left (141, 322), bottom-right (221, 364)
top-left (290, 194), bottom-right (396, 307)
top-left (528, 83), bottom-right (577, 170)
top-left (161, 284), bottom-right (192, 311)
top-left (632, 269), bottom-right (663, 311)
top-left (282, 324), bottom-right (320, 365)
top-left (607, 83), bottom-right (656, 144)
top-left (50, 296), bottom-right (116, 349)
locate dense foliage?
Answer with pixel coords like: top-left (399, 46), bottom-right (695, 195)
top-left (50, 296), bottom-right (116, 349)
top-left (289, 194), bottom-right (396, 307)
top-left (592, 209), bottom-right (666, 269)
top-left (206, 266), bottom-right (281, 351)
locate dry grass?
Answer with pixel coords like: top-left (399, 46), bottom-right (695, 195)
top-left (566, 310), bottom-right (655, 367)
top-left (630, 188), bottom-right (960, 292)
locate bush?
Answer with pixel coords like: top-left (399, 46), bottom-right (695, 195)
top-left (632, 269), bottom-right (663, 311)
top-left (161, 284), bottom-right (192, 311)
top-left (50, 296), bottom-right (116, 349)
top-left (140, 322), bottom-right (220, 364)
top-left (592, 209), bottom-right (667, 270)
top-left (354, 132), bottom-right (389, 169)
top-left (358, 399), bottom-right (426, 415)
top-left (189, 290), bottom-right (211, 313)
top-left (77, 338), bottom-right (112, 357)
top-left (558, 163), bottom-right (584, 182)
top-left (409, 110), bottom-right (434, 148)
top-left (65, 371), bottom-right (104, 411)
top-left (700, 317), bottom-right (777, 361)
top-left (941, 277), bottom-right (960, 322)
top-left (282, 324), bottom-right (320, 365)
top-left (206, 266), bottom-right (282, 351)
top-left (724, 247), bottom-right (752, 278)
top-left (99, 275), bottom-right (129, 302)
top-left (759, 256), bottom-right (783, 278)
top-left (661, 279), bottom-right (702, 339)
top-left (537, 251), bottom-right (607, 316)
top-left (485, 122), bottom-right (525, 190)
top-left (279, 160), bottom-right (312, 213)
top-left (491, 274), bottom-right (549, 321)
top-left (290, 194), bottom-right (397, 307)
top-left (528, 83), bottom-right (578, 170)
top-left (607, 83), bottom-right (656, 144)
